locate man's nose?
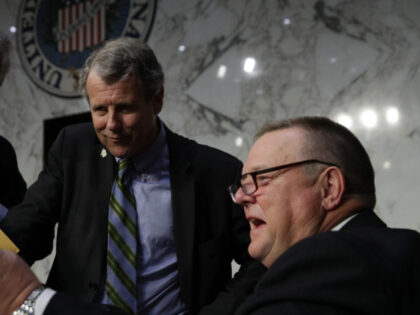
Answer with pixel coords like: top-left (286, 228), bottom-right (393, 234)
top-left (106, 111), bottom-right (120, 130)
top-left (234, 187), bottom-right (255, 206)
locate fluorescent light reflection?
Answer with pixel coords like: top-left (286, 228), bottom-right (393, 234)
top-left (235, 137), bottom-right (243, 147)
top-left (360, 109), bottom-right (378, 128)
top-left (243, 57), bottom-right (256, 73)
top-left (283, 18), bottom-right (291, 25)
top-left (383, 161), bottom-right (391, 170)
top-left (386, 107), bottom-right (399, 125)
top-left (217, 65), bottom-right (227, 79)
top-left (178, 45), bottom-right (186, 52)
top-left (336, 114), bottom-right (353, 129)
top-left (9, 26), bottom-right (16, 33)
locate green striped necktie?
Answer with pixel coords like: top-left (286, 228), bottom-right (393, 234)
top-left (104, 158), bottom-right (138, 314)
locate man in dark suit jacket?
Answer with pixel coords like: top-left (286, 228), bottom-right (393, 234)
top-left (0, 33), bottom-right (26, 209)
top-left (1, 38), bottom-right (263, 314)
top-left (0, 135), bottom-right (26, 208)
top-left (229, 116), bottom-right (420, 314)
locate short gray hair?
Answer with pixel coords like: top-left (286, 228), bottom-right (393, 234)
top-left (79, 37), bottom-right (164, 102)
top-left (256, 116), bottom-right (376, 206)
top-left (0, 32), bottom-right (11, 85)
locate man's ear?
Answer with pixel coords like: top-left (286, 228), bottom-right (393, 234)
top-left (152, 87), bottom-right (164, 115)
top-left (319, 167), bottom-right (345, 211)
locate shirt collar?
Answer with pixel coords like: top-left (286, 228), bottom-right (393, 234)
top-left (331, 213), bottom-right (359, 231)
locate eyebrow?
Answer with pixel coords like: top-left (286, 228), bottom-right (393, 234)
top-left (90, 103), bottom-right (104, 110)
top-left (91, 101), bottom-right (134, 108)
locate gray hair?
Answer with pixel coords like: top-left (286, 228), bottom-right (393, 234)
top-left (79, 37), bottom-right (164, 102)
top-left (256, 116), bottom-right (376, 206)
top-left (0, 32), bottom-right (11, 85)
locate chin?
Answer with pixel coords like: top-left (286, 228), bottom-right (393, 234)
top-left (108, 148), bottom-right (129, 158)
top-left (248, 243), bottom-right (262, 261)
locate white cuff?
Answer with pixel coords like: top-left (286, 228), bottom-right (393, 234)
top-left (34, 288), bottom-right (56, 315)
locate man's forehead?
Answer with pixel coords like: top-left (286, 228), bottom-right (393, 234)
top-left (87, 72), bottom-right (140, 99)
top-left (87, 70), bottom-right (137, 85)
top-left (243, 128), bottom-right (305, 172)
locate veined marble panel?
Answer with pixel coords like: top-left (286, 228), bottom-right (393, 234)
top-left (1, 0), bottom-right (420, 280)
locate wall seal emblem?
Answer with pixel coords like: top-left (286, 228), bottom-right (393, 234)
top-left (17, 0), bottom-right (156, 98)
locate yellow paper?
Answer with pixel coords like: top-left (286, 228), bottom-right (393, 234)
top-left (0, 228), bottom-right (19, 253)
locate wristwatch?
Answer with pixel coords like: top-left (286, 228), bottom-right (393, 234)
top-left (12, 285), bottom-right (45, 315)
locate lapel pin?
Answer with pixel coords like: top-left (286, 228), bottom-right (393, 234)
top-left (100, 148), bottom-right (107, 158)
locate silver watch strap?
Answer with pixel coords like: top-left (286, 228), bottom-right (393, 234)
top-left (12, 285), bottom-right (45, 315)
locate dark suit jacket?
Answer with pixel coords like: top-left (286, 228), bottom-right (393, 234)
top-left (1, 122), bottom-right (264, 314)
top-left (235, 211), bottom-right (420, 315)
top-left (0, 135), bottom-right (26, 208)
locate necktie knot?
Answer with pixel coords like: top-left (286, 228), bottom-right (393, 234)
top-left (118, 158), bottom-right (134, 179)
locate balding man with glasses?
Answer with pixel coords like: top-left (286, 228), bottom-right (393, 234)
top-left (231, 116), bottom-right (420, 315)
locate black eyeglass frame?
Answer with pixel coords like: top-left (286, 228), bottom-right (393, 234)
top-left (228, 159), bottom-right (339, 202)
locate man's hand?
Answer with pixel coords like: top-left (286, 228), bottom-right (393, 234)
top-left (0, 249), bottom-right (41, 314)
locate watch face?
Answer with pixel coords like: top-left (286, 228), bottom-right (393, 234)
top-left (17, 0), bottom-right (157, 98)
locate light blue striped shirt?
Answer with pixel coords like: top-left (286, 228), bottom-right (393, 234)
top-left (117, 120), bottom-right (187, 314)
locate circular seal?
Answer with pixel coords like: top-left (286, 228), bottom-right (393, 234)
top-left (16, 0), bottom-right (157, 98)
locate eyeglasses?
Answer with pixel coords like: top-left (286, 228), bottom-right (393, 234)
top-left (228, 159), bottom-right (339, 203)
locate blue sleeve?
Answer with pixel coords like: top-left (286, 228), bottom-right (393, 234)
top-left (0, 204), bottom-right (8, 222)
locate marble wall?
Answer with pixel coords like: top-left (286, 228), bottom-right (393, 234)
top-left (1, 0), bottom-right (420, 280)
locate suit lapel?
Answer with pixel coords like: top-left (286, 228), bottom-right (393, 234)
top-left (95, 144), bottom-right (116, 215)
top-left (166, 127), bottom-right (196, 309)
top-left (89, 143), bottom-right (116, 294)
